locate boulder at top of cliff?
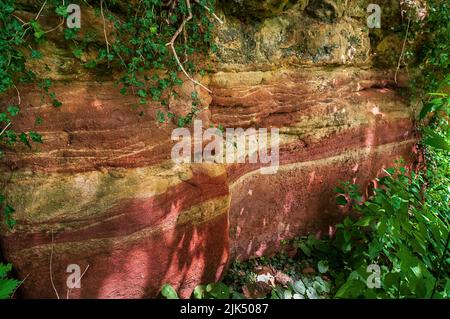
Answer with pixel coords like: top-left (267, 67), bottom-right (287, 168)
top-left (306, 0), bottom-right (342, 22)
top-left (220, 0), bottom-right (309, 20)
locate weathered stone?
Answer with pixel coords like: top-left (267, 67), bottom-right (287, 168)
top-left (220, 0), bottom-right (308, 20)
top-left (213, 11), bottom-right (371, 68)
top-left (242, 282), bottom-right (272, 298)
top-left (2, 161), bottom-right (230, 298)
top-left (207, 67), bottom-right (415, 259)
top-left (0, 64), bottom-right (415, 297)
top-left (306, 0), bottom-right (342, 22)
top-left (374, 34), bottom-right (404, 67)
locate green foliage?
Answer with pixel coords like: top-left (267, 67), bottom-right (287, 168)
top-left (0, 0), bottom-right (43, 148)
top-left (0, 1), bottom-right (68, 297)
top-left (2, 0), bottom-right (446, 301)
top-left (0, 1), bottom-right (42, 230)
top-left (290, 0), bottom-right (450, 300)
top-left (0, 0), bottom-right (219, 299)
top-left (160, 1), bottom-right (449, 301)
top-left (193, 283), bottom-right (232, 299)
top-left (294, 161), bottom-right (449, 299)
top-left (0, 196), bottom-right (16, 230)
top-left (295, 0), bottom-right (450, 300)
top-left (293, 78), bottom-right (448, 299)
top-left (0, 0), bottom-right (219, 220)
top-left (0, 263), bottom-right (19, 299)
top-left (1, 0), bottom-right (218, 157)
top-left (413, 0), bottom-right (449, 92)
top-left (271, 276), bottom-right (331, 300)
top-left (161, 252), bottom-right (333, 300)
top-left (162, 282), bottom-right (241, 299)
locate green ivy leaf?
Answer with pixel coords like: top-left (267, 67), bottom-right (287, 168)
top-left (318, 260), bottom-right (329, 274)
top-left (193, 285), bottom-right (206, 299)
top-left (0, 278), bottom-right (19, 299)
top-left (423, 135), bottom-right (450, 151)
top-left (52, 99), bottom-right (62, 108)
top-left (156, 110), bottom-right (165, 123)
top-left (4, 204), bottom-right (15, 230)
top-left (19, 132), bottom-right (31, 148)
top-left (55, 5), bottom-right (69, 17)
top-left (355, 216), bottom-right (372, 227)
top-left (72, 48), bottom-right (83, 59)
top-left (335, 279), bottom-right (366, 299)
top-left (298, 242), bottom-right (311, 256)
top-left (335, 195), bottom-right (348, 206)
top-left (137, 89), bottom-right (147, 98)
top-left (160, 284), bottom-right (179, 299)
top-left (30, 20), bottom-right (44, 39)
top-left (29, 131), bottom-right (43, 143)
top-left (292, 280), bottom-right (306, 294)
top-left (7, 105), bottom-right (19, 117)
top-left (30, 50), bottom-right (42, 59)
top-left (205, 283), bottom-right (230, 299)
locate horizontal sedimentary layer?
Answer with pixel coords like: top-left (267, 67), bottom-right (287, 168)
top-left (8, 211), bottom-right (229, 299)
top-left (229, 139), bottom-right (416, 260)
top-left (3, 163), bottom-right (229, 250)
top-left (2, 163), bottom-right (230, 298)
top-left (0, 67), bottom-right (410, 173)
top-left (0, 64), bottom-right (417, 298)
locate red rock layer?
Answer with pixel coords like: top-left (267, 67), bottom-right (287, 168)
top-left (0, 67), bottom-right (417, 298)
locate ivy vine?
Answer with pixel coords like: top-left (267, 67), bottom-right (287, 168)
top-left (0, 0), bottom-right (221, 229)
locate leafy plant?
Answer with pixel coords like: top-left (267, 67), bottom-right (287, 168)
top-left (292, 91), bottom-right (449, 299)
top-left (294, 160), bottom-right (449, 299)
top-left (193, 283), bottom-right (233, 299)
top-left (161, 250), bottom-right (333, 300)
top-left (294, 0), bottom-right (450, 300)
top-left (160, 283), bottom-right (179, 299)
top-left (161, 282), bottom-right (240, 299)
top-left (80, 0), bottom-right (219, 122)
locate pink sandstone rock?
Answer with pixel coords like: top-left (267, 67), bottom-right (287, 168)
top-left (0, 1), bottom-right (419, 299)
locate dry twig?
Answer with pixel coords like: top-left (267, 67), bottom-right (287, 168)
top-left (0, 122), bottom-right (11, 137)
top-left (50, 230), bottom-right (60, 299)
top-left (12, 14), bottom-right (27, 25)
top-left (166, 0), bottom-right (212, 93)
top-left (44, 18), bottom-right (65, 34)
top-left (35, 0), bottom-right (48, 20)
top-left (100, 0), bottom-right (111, 61)
top-left (193, 0), bottom-right (223, 24)
top-left (13, 84), bottom-right (21, 106)
top-left (395, 18), bottom-right (411, 84)
top-left (10, 273), bottom-right (30, 299)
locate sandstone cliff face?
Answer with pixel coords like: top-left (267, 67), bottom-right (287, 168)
top-left (0, 1), bottom-right (417, 298)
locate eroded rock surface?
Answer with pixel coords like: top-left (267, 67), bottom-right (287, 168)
top-left (0, 1), bottom-right (418, 298)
